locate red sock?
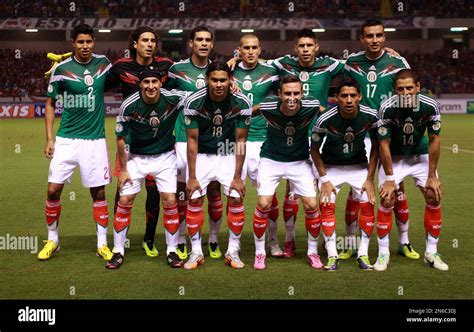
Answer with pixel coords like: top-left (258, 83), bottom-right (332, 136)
top-left (163, 204), bottom-right (180, 235)
top-left (304, 208), bottom-right (321, 238)
top-left (394, 192), bottom-right (409, 223)
top-left (186, 202), bottom-right (204, 238)
top-left (424, 204), bottom-right (442, 238)
top-left (93, 200), bottom-right (109, 228)
top-left (359, 202), bottom-right (375, 237)
top-left (208, 194), bottom-right (223, 222)
top-left (177, 200), bottom-right (187, 224)
top-left (45, 199), bottom-right (61, 225)
top-left (253, 206), bottom-right (269, 239)
top-left (227, 203), bottom-right (245, 236)
top-left (283, 195), bottom-right (299, 222)
top-left (114, 202), bottom-right (132, 232)
top-left (268, 193), bottom-right (279, 221)
top-left (320, 203), bottom-right (336, 237)
top-left (345, 194), bottom-right (360, 224)
top-left (376, 206), bottom-right (393, 238)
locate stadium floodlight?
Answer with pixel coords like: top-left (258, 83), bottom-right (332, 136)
top-left (25, 29), bottom-right (38, 32)
top-left (169, 29), bottom-right (183, 34)
top-left (450, 27), bottom-right (468, 32)
top-left (384, 28), bottom-right (396, 32)
top-left (241, 29), bottom-right (254, 33)
top-left (98, 29), bottom-right (111, 33)
top-left (312, 29), bottom-right (325, 32)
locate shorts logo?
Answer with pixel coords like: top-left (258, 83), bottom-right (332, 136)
top-left (432, 121), bottom-right (441, 131)
top-left (243, 80), bottom-right (252, 91)
top-left (47, 84), bottom-right (53, 93)
top-left (84, 74), bottom-right (94, 86)
top-left (244, 117), bottom-right (251, 126)
top-left (299, 71), bottom-right (309, 82)
top-left (367, 71), bottom-right (377, 83)
top-left (213, 114), bottom-right (223, 125)
top-left (403, 123), bottom-right (414, 134)
top-left (344, 131), bottom-right (354, 142)
top-left (378, 126), bottom-right (388, 136)
top-left (285, 126), bottom-right (295, 136)
top-left (149, 117), bottom-right (160, 127)
top-left (116, 123), bottom-right (123, 132)
top-left (184, 116), bottom-right (192, 126)
top-left (312, 133), bottom-right (320, 142)
top-left (196, 78), bottom-right (206, 89)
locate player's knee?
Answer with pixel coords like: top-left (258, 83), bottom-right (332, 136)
top-left (228, 196), bottom-right (243, 206)
top-left (424, 189), bottom-right (440, 206)
top-left (161, 193), bottom-right (176, 207)
top-left (90, 186), bottom-right (106, 201)
top-left (189, 197), bottom-right (204, 206)
top-left (257, 197), bottom-right (272, 211)
top-left (119, 195), bottom-right (135, 206)
top-left (302, 199), bottom-right (318, 212)
top-left (207, 181), bottom-right (221, 197)
top-left (381, 195), bottom-right (395, 209)
top-left (47, 188), bottom-right (61, 201)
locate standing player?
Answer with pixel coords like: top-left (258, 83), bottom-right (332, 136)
top-left (38, 24), bottom-right (113, 261)
top-left (106, 69), bottom-right (187, 269)
top-left (166, 26), bottom-right (224, 260)
top-left (252, 76), bottom-right (321, 270)
top-left (232, 34), bottom-right (284, 257)
top-left (343, 19), bottom-right (416, 261)
top-left (183, 61), bottom-right (252, 270)
top-left (375, 69), bottom-right (448, 271)
top-left (311, 79), bottom-right (379, 271)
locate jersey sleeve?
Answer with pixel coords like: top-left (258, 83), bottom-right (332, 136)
top-left (329, 58), bottom-right (345, 78)
top-left (116, 100), bottom-right (132, 138)
top-left (182, 96), bottom-right (199, 129)
top-left (161, 88), bottom-right (189, 106)
top-left (105, 62), bottom-right (121, 91)
top-left (376, 106), bottom-right (393, 141)
top-left (164, 64), bottom-right (179, 89)
top-left (46, 65), bottom-right (63, 99)
top-left (311, 116), bottom-right (327, 147)
top-left (426, 99), bottom-right (441, 135)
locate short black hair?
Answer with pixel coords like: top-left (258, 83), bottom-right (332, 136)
top-left (295, 28), bottom-right (317, 43)
top-left (139, 67), bottom-right (163, 81)
top-left (335, 76), bottom-right (360, 94)
top-left (206, 60), bottom-right (231, 77)
top-left (71, 24), bottom-right (94, 41)
top-left (189, 26), bottom-right (213, 41)
top-left (128, 26), bottom-right (158, 59)
top-left (360, 18), bottom-right (385, 37)
top-left (280, 75), bottom-right (302, 89)
top-left (396, 69), bottom-right (420, 84)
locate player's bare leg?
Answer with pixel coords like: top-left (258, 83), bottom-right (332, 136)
top-left (225, 196), bottom-right (246, 269)
top-left (207, 180), bottom-right (223, 258)
top-left (176, 181), bottom-right (188, 259)
top-left (142, 177), bottom-right (160, 257)
top-left (395, 182), bottom-right (419, 259)
top-left (283, 180), bottom-right (299, 257)
top-left (38, 183), bottom-right (64, 260)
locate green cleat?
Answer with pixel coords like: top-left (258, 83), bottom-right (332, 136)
top-left (356, 255), bottom-right (373, 270)
top-left (338, 248), bottom-right (357, 260)
top-left (397, 243), bottom-right (420, 260)
top-left (176, 243), bottom-right (188, 260)
top-left (208, 242), bottom-right (222, 259)
top-left (324, 256), bottom-right (339, 271)
top-left (142, 241), bottom-right (159, 257)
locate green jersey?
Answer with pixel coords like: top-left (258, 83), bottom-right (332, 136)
top-left (259, 96), bottom-right (320, 162)
top-left (345, 51), bottom-right (410, 110)
top-left (233, 61), bottom-right (280, 142)
top-left (377, 93), bottom-right (441, 156)
top-left (47, 54), bottom-right (111, 139)
top-left (166, 58), bottom-right (210, 143)
top-left (271, 55), bottom-right (344, 108)
top-left (116, 89), bottom-right (187, 155)
top-left (312, 105), bottom-right (378, 165)
top-left (183, 89), bottom-right (252, 155)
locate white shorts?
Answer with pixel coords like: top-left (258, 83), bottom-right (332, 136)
top-left (378, 154), bottom-right (432, 188)
top-left (48, 137), bottom-right (111, 188)
top-left (187, 153), bottom-right (244, 199)
top-left (243, 141), bottom-right (263, 186)
top-left (364, 136), bottom-right (371, 165)
top-left (175, 142), bottom-right (187, 183)
top-left (120, 150), bottom-right (177, 196)
top-left (318, 163), bottom-right (369, 203)
top-left (257, 158), bottom-right (316, 197)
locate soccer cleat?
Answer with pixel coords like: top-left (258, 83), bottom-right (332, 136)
top-left (268, 240), bottom-right (285, 258)
top-left (176, 243), bottom-right (188, 260)
top-left (253, 254), bottom-right (266, 270)
top-left (37, 240), bottom-right (60, 261)
top-left (105, 252), bottom-right (124, 269)
top-left (338, 248), bottom-right (357, 260)
top-left (397, 243), bottom-right (420, 259)
top-left (374, 254), bottom-right (390, 271)
top-left (324, 256), bottom-right (339, 271)
top-left (96, 245), bottom-right (113, 260)
top-left (142, 241), bottom-right (159, 257)
top-left (356, 255), bottom-right (373, 270)
top-left (224, 250), bottom-right (245, 269)
top-left (307, 253), bottom-right (323, 269)
top-left (167, 252), bottom-right (184, 268)
top-left (424, 252), bottom-right (449, 271)
top-left (284, 241), bottom-right (296, 258)
top-left (208, 242), bottom-right (222, 259)
top-left (183, 252), bottom-right (205, 270)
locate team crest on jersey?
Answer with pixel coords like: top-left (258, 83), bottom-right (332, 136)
top-left (84, 74), bottom-right (94, 86)
top-left (116, 123), bottom-right (123, 133)
top-left (367, 71), bottom-right (377, 83)
top-left (196, 78), bottom-right (206, 89)
top-left (403, 123), bottom-right (414, 134)
top-left (243, 80), bottom-right (252, 91)
top-left (47, 84), bottom-right (53, 93)
top-left (432, 121), bottom-right (441, 131)
top-left (244, 117), bottom-right (251, 126)
top-left (213, 114), bottom-right (223, 125)
top-left (149, 117), bottom-right (160, 127)
top-left (299, 71), bottom-right (309, 82)
top-left (344, 131), bottom-right (355, 142)
top-left (312, 133), bottom-right (320, 142)
top-left (378, 126), bottom-right (388, 136)
top-left (184, 116), bottom-right (192, 125)
top-left (285, 126), bottom-right (295, 136)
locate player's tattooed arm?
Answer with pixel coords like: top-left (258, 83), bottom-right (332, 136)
top-left (378, 138), bottom-right (396, 203)
top-left (310, 143), bottom-right (336, 206)
top-left (362, 138), bottom-right (379, 205)
top-left (44, 97), bottom-right (56, 159)
top-left (230, 127), bottom-right (248, 198)
top-left (186, 128), bottom-right (202, 198)
top-left (426, 133), bottom-right (442, 203)
top-left (116, 137), bottom-right (131, 191)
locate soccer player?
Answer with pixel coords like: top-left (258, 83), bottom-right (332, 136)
top-left (166, 26), bottom-right (224, 260)
top-left (183, 61), bottom-right (252, 270)
top-left (232, 34), bottom-right (284, 257)
top-left (375, 69), bottom-right (448, 272)
top-left (106, 27), bottom-right (173, 258)
top-left (343, 19), bottom-right (416, 261)
top-left (252, 76), bottom-right (321, 270)
top-left (311, 78), bottom-right (379, 271)
top-left (38, 24), bottom-right (113, 261)
top-left (106, 69), bottom-right (187, 269)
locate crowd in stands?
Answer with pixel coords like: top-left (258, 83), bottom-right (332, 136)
top-left (2, 0), bottom-right (473, 18)
top-left (1, 47), bottom-right (472, 100)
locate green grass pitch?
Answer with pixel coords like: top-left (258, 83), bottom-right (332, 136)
top-left (0, 115), bottom-right (473, 299)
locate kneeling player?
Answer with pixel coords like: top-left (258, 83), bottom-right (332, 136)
top-left (106, 69), bottom-right (187, 269)
top-left (311, 78), bottom-right (379, 271)
top-left (375, 69), bottom-right (448, 271)
top-left (252, 76), bottom-right (321, 270)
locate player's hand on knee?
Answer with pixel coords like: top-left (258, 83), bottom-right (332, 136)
top-left (230, 178), bottom-right (246, 198)
top-left (425, 176), bottom-right (442, 202)
top-left (320, 181), bottom-right (336, 206)
top-left (44, 140), bottom-right (54, 159)
top-left (361, 179), bottom-right (376, 205)
top-left (380, 180), bottom-right (396, 201)
top-left (186, 178), bottom-right (202, 199)
top-left (118, 170), bottom-right (132, 191)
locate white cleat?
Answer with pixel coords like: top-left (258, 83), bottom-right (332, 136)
top-left (268, 240), bottom-right (284, 258)
top-left (424, 252), bottom-right (449, 271)
top-left (183, 251), bottom-right (205, 270)
top-left (374, 253), bottom-right (390, 271)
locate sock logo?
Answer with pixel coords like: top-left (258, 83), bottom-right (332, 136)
top-left (18, 306), bottom-right (55, 325)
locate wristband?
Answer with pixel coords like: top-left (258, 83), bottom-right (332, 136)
top-left (385, 175), bottom-right (395, 182)
top-left (320, 175), bottom-right (330, 183)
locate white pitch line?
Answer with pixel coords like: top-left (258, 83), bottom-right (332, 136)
top-left (441, 146), bottom-right (474, 154)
